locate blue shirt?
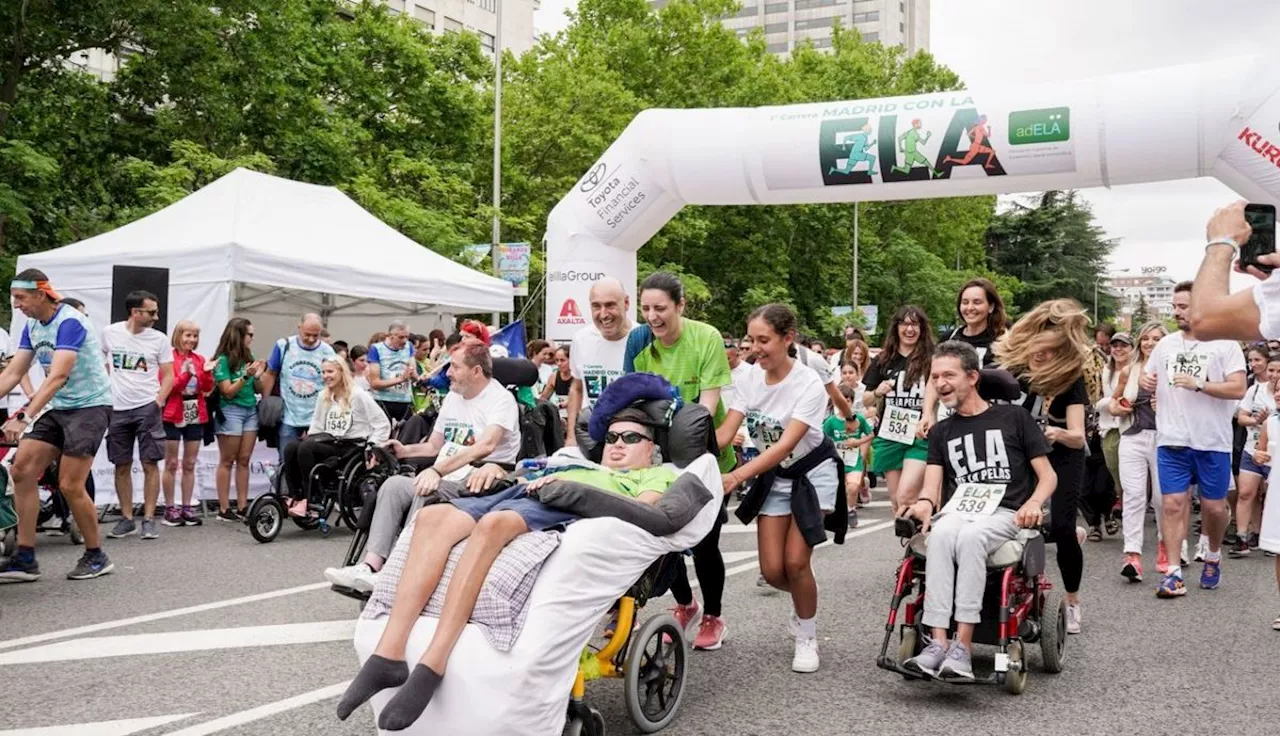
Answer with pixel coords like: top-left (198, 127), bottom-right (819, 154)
top-left (268, 336), bottom-right (337, 427)
top-left (19, 304), bottom-right (112, 410)
top-left (367, 341), bottom-right (414, 404)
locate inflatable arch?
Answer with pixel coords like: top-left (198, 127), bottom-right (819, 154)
top-left (543, 54), bottom-right (1280, 340)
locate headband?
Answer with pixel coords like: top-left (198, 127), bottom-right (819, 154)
top-left (11, 279), bottom-right (63, 301)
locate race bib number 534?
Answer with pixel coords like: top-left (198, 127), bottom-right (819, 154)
top-left (878, 405), bottom-right (920, 445)
top-left (941, 483), bottom-right (1007, 519)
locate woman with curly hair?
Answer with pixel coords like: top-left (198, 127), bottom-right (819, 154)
top-left (994, 298), bottom-right (1092, 635)
top-left (864, 305), bottom-right (935, 514)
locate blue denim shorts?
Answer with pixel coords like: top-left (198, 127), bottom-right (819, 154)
top-left (1240, 450), bottom-right (1271, 479)
top-left (759, 459), bottom-right (839, 517)
top-left (216, 403), bottom-right (260, 436)
top-left (450, 485), bottom-right (580, 532)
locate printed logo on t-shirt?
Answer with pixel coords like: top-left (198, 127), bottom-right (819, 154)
top-left (582, 367), bottom-right (620, 402)
top-left (441, 421), bottom-right (477, 447)
top-left (32, 339), bottom-right (54, 369)
top-left (286, 360), bottom-right (323, 399)
top-left (946, 429), bottom-right (1012, 484)
top-left (887, 370), bottom-right (925, 412)
top-left (110, 350), bottom-right (151, 373)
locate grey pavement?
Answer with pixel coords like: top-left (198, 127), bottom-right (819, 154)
top-left (1, 494), bottom-right (1276, 736)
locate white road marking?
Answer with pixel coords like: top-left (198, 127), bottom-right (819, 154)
top-left (164, 681), bottom-right (351, 736)
top-left (0, 581), bottom-right (329, 652)
top-left (0, 713), bottom-right (199, 736)
top-left (0, 620), bottom-right (356, 666)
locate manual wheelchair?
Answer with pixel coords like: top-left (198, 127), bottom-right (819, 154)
top-left (876, 515), bottom-right (1067, 694)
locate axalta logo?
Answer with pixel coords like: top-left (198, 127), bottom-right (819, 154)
top-left (556, 299), bottom-right (587, 325)
top-left (549, 270), bottom-right (606, 282)
top-left (1238, 126), bottom-right (1280, 168)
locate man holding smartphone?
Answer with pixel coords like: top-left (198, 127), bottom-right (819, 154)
top-left (1189, 200), bottom-right (1280, 341)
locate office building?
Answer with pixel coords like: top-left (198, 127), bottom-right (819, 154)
top-left (1107, 268), bottom-right (1177, 328)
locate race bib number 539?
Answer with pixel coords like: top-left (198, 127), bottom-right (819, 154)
top-left (878, 405), bottom-right (920, 445)
top-left (941, 483), bottom-right (1007, 519)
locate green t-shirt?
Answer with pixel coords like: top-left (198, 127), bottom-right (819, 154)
top-left (627, 319), bottom-right (735, 472)
top-left (553, 465), bottom-right (679, 498)
top-left (213, 354), bottom-right (258, 408)
top-left (823, 413), bottom-right (872, 472)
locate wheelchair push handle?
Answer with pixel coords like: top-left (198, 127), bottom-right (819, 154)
top-left (894, 516), bottom-right (922, 539)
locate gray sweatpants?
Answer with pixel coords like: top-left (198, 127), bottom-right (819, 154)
top-left (921, 509), bottom-right (1020, 629)
top-left (367, 475), bottom-right (467, 561)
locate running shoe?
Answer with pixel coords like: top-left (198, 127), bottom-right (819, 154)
top-left (161, 506), bottom-right (184, 527)
top-left (1156, 540), bottom-right (1169, 575)
top-left (791, 636), bottom-right (819, 673)
top-left (1228, 537), bottom-right (1252, 559)
top-left (182, 506), bottom-right (202, 526)
top-left (1065, 603), bottom-right (1082, 634)
top-left (904, 640), bottom-right (947, 677)
top-left (1248, 532), bottom-right (1261, 549)
top-left (216, 509), bottom-right (240, 523)
top-left (1121, 553), bottom-right (1143, 583)
top-left (671, 601), bottom-right (701, 634)
top-left (1181, 540), bottom-right (1189, 567)
top-left (1156, 572), bottom-right (1186, 598)
top-left (1104, 516), bottom-right (1120, 537)
top-left (756, 574), bottom-right (771, 588)
top-left (0, 554), bottom-right (40, 583)
top-left (67, 550), bottom-right (113, 580)
top-left (107, 518), bottom-right (137, 538)
top-left (1087, 526), bottom-right (1103, 542)
top-left (847, 507), bottom-right (859, 529)
top-left (140, 519), bottom-right (158, 540)
top-left (325, 562), bottom-right (375, 590)
top-left (287, 498), bottom-right (309, 518)
top-left (1194, 537), bottom-right (1209, 563)
top-left (693, 615), bottom-right (727, 651)
top-left (1200, 560), bottom-right (1221, 590)
top-left (938, 642), bottom-right (974, 681)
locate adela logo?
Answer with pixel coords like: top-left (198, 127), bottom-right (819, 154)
top-left (579, 162), bottom-right (608, 193)
top-left (557, 299), bottom-right (586, 325)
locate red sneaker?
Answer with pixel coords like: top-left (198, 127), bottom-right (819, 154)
top-left (671, 601), bottom-right (700, 634)
top-left (692, 615), bottom-right (727, 651)
top-left (1156, 539), bottom-right (1169, 575)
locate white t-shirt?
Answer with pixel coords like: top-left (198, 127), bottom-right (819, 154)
top-left (0, 327), bottom-right (18, 411)
top-left (101, 322), bottom-right (172, 411)
top-left (730, 359), bottom-right (828, 492)
top-left (534, 363), bottom-right (556, 397)
top-left (1239, 381), bottom-right (1276, 458)
top-left (434, 378), bottom-right (522, 464)
top-left (1254, 271), bottom-right (1280, 340)
top-left (796, 345), bottom-right (835, 385)
top-left (570, 326), bottom-right (628, 409)
top-left (727, 361), bottom-right (756, 449)
top-left (1144, 331), bottom-right (1246, 452)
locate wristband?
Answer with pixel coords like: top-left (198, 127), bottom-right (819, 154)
top-left (916, 497), bottom-right (936, 514)
top-left (1205, 237), bottom-right (1239, 256)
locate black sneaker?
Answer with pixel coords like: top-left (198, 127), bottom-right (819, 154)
top-left (217, 509), bottom-right (239, 523)
top-left (0, 554), bottom-right (40, 583)
top-left (1228, 538), bottom-right (1252, 559)
top-left (1249, 532), bottom-right (1261, 548)
top-left (1104, 517), bottom-right (1120, 536)
top-left (1223, 529), bottom-right (1240, 547)
top-left (67, 550), bottom-right (114, 580)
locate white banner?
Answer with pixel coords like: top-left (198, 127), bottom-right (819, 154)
top-left (544, 239), bottom-right (636, 343)
top-left (91, 440), bottom-right (279, 507)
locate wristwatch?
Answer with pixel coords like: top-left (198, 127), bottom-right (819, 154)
top-left (1195, 378), bottom-right (1205, 392)
top-left (12, 408), bottom-right (27, 422)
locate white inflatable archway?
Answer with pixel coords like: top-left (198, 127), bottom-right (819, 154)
top-left (543, 55), bottom-right (1280, 340)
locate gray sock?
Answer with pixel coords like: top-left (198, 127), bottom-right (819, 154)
top-left (377, 664), bottom-right (443, 731)
top-left (336, 654), bottom-right (408, 720)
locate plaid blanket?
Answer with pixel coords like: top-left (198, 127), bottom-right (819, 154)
top-left (361, 512), bottom-right (561, 652)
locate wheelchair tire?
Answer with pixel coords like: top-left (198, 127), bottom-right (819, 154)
top-left (248, 496), bottom-right (284, 544)
top-left (623, 614), bottom-right (687, 733)
top-left (290, 495), bottom-right (335, 531)
top-left (1004, 640), bottom-right (1028, 695)
top-left (1039, 590), bottom-right (1067, 674)
top-left (565, 708), bottom-right (606, 736)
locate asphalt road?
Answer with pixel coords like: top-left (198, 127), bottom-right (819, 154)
top-left (2, 490), bottom-right (1278, 736)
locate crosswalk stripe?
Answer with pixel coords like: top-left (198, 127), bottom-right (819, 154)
top-left (0, 620), bottom-right (355, 666)
top-left (0, 713), bottom-right (199, 736)
top-left (164, 681), bottom-right (351, 736)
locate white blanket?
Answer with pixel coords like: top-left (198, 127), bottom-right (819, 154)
top-left (351, 453), bottom-right (723, 735)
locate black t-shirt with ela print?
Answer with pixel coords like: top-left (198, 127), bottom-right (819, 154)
top-left (863, 352), bottom-right (926, 426)
top-left (927, 403), bottom-right (1051, 510)
top-left (947, 328), bottom-right (997, 367)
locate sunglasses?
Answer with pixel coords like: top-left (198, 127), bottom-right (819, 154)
top-left (605, 430), bottom-right (652, 445)
top-left (723, 342), bottom-right (736, 349)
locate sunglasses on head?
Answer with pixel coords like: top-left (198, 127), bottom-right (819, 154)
top-left (605, 430), bottom-right (651, 445)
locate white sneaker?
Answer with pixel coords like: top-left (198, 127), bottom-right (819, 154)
top-left (1065, 603), bottom-right (1082, 634)
top-left (325, 563), bottom-right (373, 590)
top-left (1194, 538), bottom-right (1208, 563)
top-left (352, 566), bottom-right (379, 593)
top-left (792, 636), bottom-right (820, 673)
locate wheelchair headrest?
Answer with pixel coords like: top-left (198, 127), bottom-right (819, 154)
top-left (576, 399), bottom-right (716, 468)
top-left (978, 367), bottom-right (1021, 402)
top-left (492, 357), bottom-right (538, 388)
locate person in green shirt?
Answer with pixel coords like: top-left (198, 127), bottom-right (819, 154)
top-left (211, 318), bottom-right (266, 522)
top-left (622, 271), bottom-right (732, 653)
top-left (822, 385), bottom-right (873, 528)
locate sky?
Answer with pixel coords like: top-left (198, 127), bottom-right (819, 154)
top-left (533, 0), bottom-right (1280, 287)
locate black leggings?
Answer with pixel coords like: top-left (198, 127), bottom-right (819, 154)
top-left (669, 507), bottom-right (726, 618)
top-left (1047, 448), bottom-right (1085, 594)
top-left (282, 436), bottom-right (346, 500)
top-left (1079, 446), bottom-right (1116, 528)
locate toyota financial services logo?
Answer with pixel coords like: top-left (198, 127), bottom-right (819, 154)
top-left (579, 162), bottom-right (608, 193)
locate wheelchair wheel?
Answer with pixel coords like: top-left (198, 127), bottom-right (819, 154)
top-left (1003, 639), bottom-right (1028, 695)
top-left (1039, 590), bottom-right (1067, 673)
top-left (247, 495), bottom-right (284, 543)
top-left (565, 707), bottom-right (606, 736)
top-left (623, 614), bottom-right (687, 733)
top-left (897, 626), bottom-right (921, 677)
top-left (290, 495), bottom-right (335, 531)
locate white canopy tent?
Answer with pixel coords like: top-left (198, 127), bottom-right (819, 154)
top-left (13, 167), bottom-right (513, 350)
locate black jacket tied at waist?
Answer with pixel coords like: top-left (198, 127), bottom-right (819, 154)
top-left (735, 437), bottom-right (848, 547)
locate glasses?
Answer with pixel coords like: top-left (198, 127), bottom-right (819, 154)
top-left (723, 342), bottom-right (736, 349)
top-left (605, 430), bottom-right (652, 445)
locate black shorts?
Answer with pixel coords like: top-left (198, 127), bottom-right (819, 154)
top-left (107, 403), bottom-right (166, 465)
top-left (26, 405), bottom-right (112, 457)
top-left (164, 422), bottom-right (205, 443)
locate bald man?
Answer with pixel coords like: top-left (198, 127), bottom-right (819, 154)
top-left (566, 278), bottom-right (634, 446)
top-left (262, 313), bottom-right (337, 464)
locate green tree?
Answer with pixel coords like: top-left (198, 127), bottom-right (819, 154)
top-left (1131, 293), bottom-right (1150, 327)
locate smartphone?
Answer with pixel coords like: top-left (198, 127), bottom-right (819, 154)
top-left (1240, 203), bottom-right (1277, 274)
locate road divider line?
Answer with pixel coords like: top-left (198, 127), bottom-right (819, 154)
top-left (164, 681), bottom-right (351, 736)
top-left (0, 582), bottom-right (329, 652)
top-left (0, 712), bottom-right (199, 736)
top-left (693, 519), bottom-right (894, 589)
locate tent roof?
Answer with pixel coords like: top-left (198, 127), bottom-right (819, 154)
top-left (21, 168), bottom-right (513, 314)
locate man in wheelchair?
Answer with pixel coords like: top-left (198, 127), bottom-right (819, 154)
top-left (336, 405), bottom-right (677, 731)
top-left (899, 341), bottom-right (1057, 681)
top-left (326, 340), bottom-right (523, 592)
